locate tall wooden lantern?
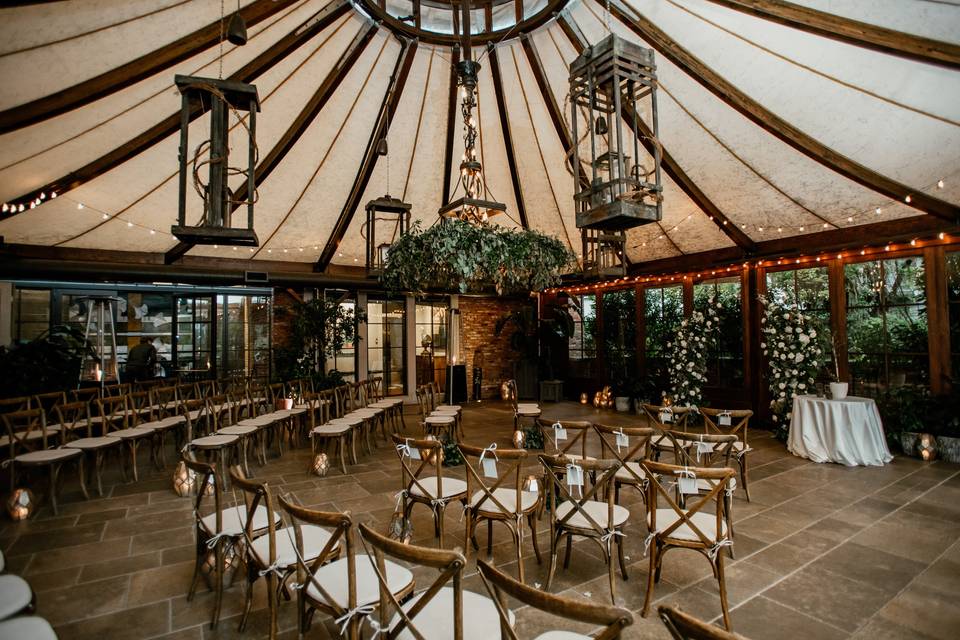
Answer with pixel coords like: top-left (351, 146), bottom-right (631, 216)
top-left (365, 195), bottom-right (411, 276)
top-left (570, 34), bottom-right (663, 277)
top-left (172, 75), bottom-right (260, 247)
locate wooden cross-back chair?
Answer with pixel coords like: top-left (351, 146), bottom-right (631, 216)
top-left (641, 403), bottom-right (693, 460)
top-left (537, 418), bottom-right (593, 461)
top-left (280, 497), bottom-right (414, 640)
top-left (0, 396), bottom-right (31, 415)
top-left (477, 559), bottom-right (633, 640)
top-left (640, 460), bottom-right (736, 630)
top-left (701, 408), bottom-right (754, 501)
top-left (58, 400), bottom-right (121, 497)
top-left (129, 389), bottom-right (181, 468)
top-left (229, 469), bottom-right (335, 640)
top-left (32, 391), bottom-right (66, 416)
top-left (2, 408), bottom-right (87, 514)
top-left (70, 387), bottom-right (101, 405)
top-left (416, 387), bottom-right (456, 442)
top-left (459, 442), bottom-right (542, 582)
top-left (97, 395), bottom-right (157, 481)
top-left (658, 605), bottom-right (746, 640)
top-left (594, 424), bottom-right (654, 503)
top-left (539, 453), bottom-right (630, 604)
top-left (183, 455), bottom-right (279, 630)
top-left (359, 522), bottom-right (506, 640)
top-left (393, 434), bottom-right (467, 547)
top-left (101, 383), bottom-right (130, 397)
top-left (506, 380), bottom-right (541, 430)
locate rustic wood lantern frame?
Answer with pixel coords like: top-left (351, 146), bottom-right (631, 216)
top-left (365, 195), bottom-right (412, 276)
top-left (172, 75), bottom-right (260, 247)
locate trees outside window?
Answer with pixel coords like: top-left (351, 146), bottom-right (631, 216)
top-left (644, 285), bottom-right (683, 395)
top-left (845, 257), bottom-right (928, 389)
top-left (693, 277), bottom-right (744, 386)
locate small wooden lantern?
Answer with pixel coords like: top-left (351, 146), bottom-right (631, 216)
top-left (365, 194), bottom-right (411, 276)
top-left (580, 393), bottom-right (588, 405)
top-left (172, 75), bottom-right (260, 248)
top-left (918, 433), bottom-right (937, 461)
top-left (200, 544), bottom-right (242, 588)
top-left (513, 429), bottom-right (526, 449)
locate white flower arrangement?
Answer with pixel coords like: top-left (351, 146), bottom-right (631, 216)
top-left (759, 296), bottom-right (823, 437)
top-left (664, 299), bottom-right (720, 412)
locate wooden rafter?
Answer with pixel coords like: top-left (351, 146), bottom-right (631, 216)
top-left (165, 21), bottom-right (379, 264)
top-left (607, 0), bottom-right (960, 224)
top-left (704, 0), bottom-right (960, 70)
top-left (1, 0), bottom-right (353, 220)
top-left (557, 13), bottom-right (756, 252)
top-left (0, 0), bottom-right (304, 134)
top-left (315, 37), bottom-right (419, 271)
top-left (441, 46), bottom-right (461, 206)
top-left (487, 43), bottom-right (529, 229)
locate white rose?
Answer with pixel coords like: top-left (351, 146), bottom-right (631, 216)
top-left (799, 383), bottom-right (806, 389)
top-left (779, 382), bottom-right (786, 389)
top-left (809, 330), bottom-right (817, 338)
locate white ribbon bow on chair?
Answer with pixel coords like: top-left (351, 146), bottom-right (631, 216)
top-left (335, 604), bottom-right (375, 636)
top-left (600, 529), bottom-right (624, 554)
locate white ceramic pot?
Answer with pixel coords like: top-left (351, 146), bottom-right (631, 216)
top-left (829, 382), bottom-right (848, 400)
top-left (614, 397), bottom-right (631, 412)
top-left (279, 398), bottom-right (294, 410)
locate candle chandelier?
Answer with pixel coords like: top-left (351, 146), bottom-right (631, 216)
top-left (438, 8), bottom-right (506, 224)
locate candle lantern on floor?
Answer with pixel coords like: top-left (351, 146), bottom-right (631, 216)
top-left (172, 461), bottom-right (194, 497)
top-left (311, 452), bottom-right (330, 477)
top-left (513, 429), bottom-right (526, 449)
top-left (6, 488), bottom-right (35, 521)
top-left (200, 544), bottom-right (242, 589)
top-left (580, 392), bottom-right (588, 404)
top-left (918, 433), bottom-right (937, 461)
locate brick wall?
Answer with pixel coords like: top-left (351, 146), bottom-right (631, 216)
top-left (459, 295), bottom-right (534, 400)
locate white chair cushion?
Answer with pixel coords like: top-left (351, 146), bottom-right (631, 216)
top-left (329, 417), bottom-right (363, 426)
top-left (311, 424), bottom-right (352, 436)
top-left (217, 425), bottom-right (259, 436)
top-left (0, 574), bottom-right (33, 620)
top-left (0, 616), bottom-right (57, 640)
top-left (109, 427), bottom-right (154, 439)
top-left (64, 437), bottom-right (121, 450)
top-left (534, 632), bottom-right (591, 640)
top-left (200, 504), bottom-right (279, 537)
top-left (470, 489), bottom-right (538, 515)
top-left (306, 554), bottom-right (413, 609)
top-left (189, 434), bottom-right (238, 448)
top-left (516, 408), bottom-right (540, 417)
top-left (425, 415), bottom-right (454, 424)
top-left (554, 500), bottom-right (630, 529)
top-left (435, 405), bottom-right (461, 412)
top-left (15, 448), bottom-right (81, 464)
top-left (249, 525), bottom-right (334, 568)
top-left (391, 587), bottom-right (512, 640)
top-left (409, 476), bottom-right (468, 500)
top-left (649, 509), bottom-right (727, 543)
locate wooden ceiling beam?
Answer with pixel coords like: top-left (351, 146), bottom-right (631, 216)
top-left (487, 43), bottom-right (529, 229)
top-left (441, 45), bottom-right (461, 206)
top-left (556, 14), bottom-right (756, 253)
top-left (315, 37), bottom-right (420, 271)
top-left (0, 0), bottom-right (304, 134)
top-left (704, 0), bottom-right (960, 70)
top-left (627, 215), bottom-right (957, 276)
top-left (608, 0), bottom-right (960, 224)
top-left (165, 21), bottom-right (379, 264)
top-left (1, 0), bottom-right (353, 222)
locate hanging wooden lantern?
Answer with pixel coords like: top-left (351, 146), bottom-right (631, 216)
top-left (513, 429), bottom-right (526, 449)
top-left (7, 488), bottom-right (35, 521)
top-left (918, 434), bottom-right (938, 461)
top-left (311, 452), bottom-right (331, 477)
top-left (365, 195), bottom-right (411, 276)
top-left (172, 461), bottom-right (194, 497)
top-left (570, 34), bottom-right (662, 278)
top-left (171, 75), bottom-right (260, 248)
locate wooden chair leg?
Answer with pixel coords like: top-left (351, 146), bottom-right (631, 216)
top-left (717, 552), bottom-right (731, 630)
top-left (740, 456), bottom-right (751, 502)
top-left (238, 563), bottom-right (256, 631)
top-left (546, 531), bottom-right (559, 591)
top-left (211, 541), bottom-right (224, 629)
top-left (617, 535), bottom-right (629, 579)
top-left (641, 541), bottom-right (657, 618)
top-left (528, 513), bottom-right (542, 563)
top-left (76, 456), bottom-right (90, 501)
top-left (563, 534), bottom-right (573, 569)
top-left (48, 463), bottom-right (61, 515)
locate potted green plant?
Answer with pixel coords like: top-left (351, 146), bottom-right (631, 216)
top-left (0, 325), bottom-right (95, 396)
top-left (273, 296), bottom-right (364, 387)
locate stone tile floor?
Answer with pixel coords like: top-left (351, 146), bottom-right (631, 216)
top-left (2, 400), bottom-right (959, 639)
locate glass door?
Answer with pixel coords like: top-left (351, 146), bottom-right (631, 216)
top-left (367, 296), bottom-right (406, 396)
top-left (174, 296), bottom-right (215, 381)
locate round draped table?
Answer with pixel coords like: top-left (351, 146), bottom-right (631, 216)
top-left (787, 395), bottom-right (893, 466)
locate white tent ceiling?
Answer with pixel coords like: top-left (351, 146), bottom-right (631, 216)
top-left (0, 0), bottom-right (957, 271)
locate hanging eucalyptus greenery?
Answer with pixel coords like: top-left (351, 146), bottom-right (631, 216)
top-left (380, 219), bottom-right (574, 295)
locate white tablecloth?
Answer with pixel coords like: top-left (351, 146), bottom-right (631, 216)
top-left (788, 395), bottom-right (893, 466)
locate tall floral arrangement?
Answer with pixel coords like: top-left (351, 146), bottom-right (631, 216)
top-left (664, 299), bottom-right (720, 411)
top-left (759, 296), bottom-right (823, 439)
